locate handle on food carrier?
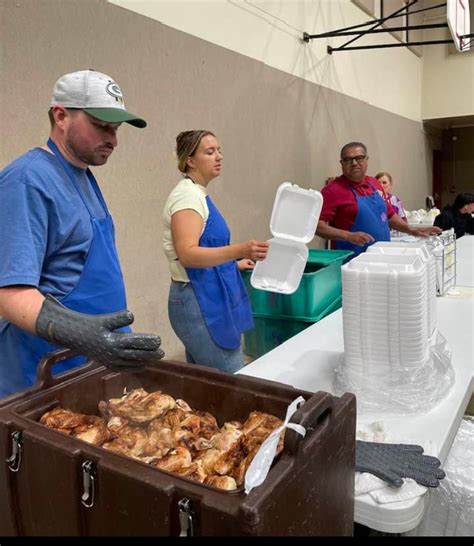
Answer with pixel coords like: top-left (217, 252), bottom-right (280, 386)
top-left (36, 348), bottom-right (101, 390)
top-left (283, 392), bottom-right (333, 456)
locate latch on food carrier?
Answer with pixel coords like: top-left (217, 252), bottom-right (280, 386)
top-left (6, 430), bottom-right (23, 472)
top-left (178, 498), bottom-right (194, 537)
top-left (81, 460), bottom-right (96, 508)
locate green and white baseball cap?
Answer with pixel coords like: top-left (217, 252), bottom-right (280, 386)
top-left (50, 69), bottom-right (146, 128)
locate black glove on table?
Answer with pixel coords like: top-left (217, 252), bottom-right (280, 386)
top-left (355, 440), bottom-right (446, 488)
top-left (36, 294), bottom-right (164, 372)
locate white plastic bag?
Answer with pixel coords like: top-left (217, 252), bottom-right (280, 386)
top-left (244, 396), bottom-right (306, 494)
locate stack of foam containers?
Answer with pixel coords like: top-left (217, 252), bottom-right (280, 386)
top-left (367, 241), bottom-right (437, 338)
top-left (340, 252), bottom-right (430, 411)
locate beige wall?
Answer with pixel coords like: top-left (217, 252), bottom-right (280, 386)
top-left (422, 27), bottom-right (474, 121)
top-left (110, 0), bottom-right (424, 121)
top-left (1, 0), bottom-right (432, 359)
top-left (440, 127), bottom-right (474, 205)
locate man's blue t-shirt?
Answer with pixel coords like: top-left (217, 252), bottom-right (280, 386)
top-left (0, 147), bottom-right (108, 298)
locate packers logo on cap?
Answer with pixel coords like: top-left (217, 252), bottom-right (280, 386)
top-left (106, 82), bottom-right (124, 104)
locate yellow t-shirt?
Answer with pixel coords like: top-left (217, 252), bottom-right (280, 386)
top-left (162, 178), bottom-right (209, 282)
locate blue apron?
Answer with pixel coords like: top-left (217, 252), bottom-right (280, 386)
top-left (0, 138), bottom-right (128, 397)
top-left (185, 196), bottom-right (253, 350)
top-left (334, 181), bottom-right (390, 258)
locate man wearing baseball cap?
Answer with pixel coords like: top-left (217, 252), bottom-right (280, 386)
top-left (0, 70), bottom-right (164, 397)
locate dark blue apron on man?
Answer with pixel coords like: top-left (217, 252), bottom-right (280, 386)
top-left (334, 181), bottom-right (390, 258)
top-left (0, 138), bottom-right (128, 396)
top-left (185, 196), bottom-right (253, 350)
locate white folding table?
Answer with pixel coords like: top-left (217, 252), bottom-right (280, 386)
top-left (238, 235), bottom-right (474, 533)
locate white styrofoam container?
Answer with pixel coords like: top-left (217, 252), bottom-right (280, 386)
top-left (344, 252), bottom-right (426, 274)
top-left (251, 182), bottom-right (323, 294)
top-left (367, 241), bottom-right (437, 336)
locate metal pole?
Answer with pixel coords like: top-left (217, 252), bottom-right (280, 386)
top-left (328, 39), bottom-right (452, 53)
top-left (338, 0), bottom-right (418, 50)
top-left (303, 1), bottom-right (447, 42)
top-left (307, 22), bottom-right (447, 39)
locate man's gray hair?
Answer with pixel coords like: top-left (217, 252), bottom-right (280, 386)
top-left (340, 142), bottom-right (368, 158)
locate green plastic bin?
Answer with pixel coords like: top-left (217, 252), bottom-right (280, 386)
top-left (243, 295), bottom-right (342, 359)
top-left (241, 249), bottom-right (352, 321)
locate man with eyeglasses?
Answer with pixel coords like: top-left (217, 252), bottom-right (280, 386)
top-left (316, 142), bottom-right (441, 257)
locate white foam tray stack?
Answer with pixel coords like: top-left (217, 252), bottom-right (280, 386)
top-left (341, 252), bottom-right (431, 406)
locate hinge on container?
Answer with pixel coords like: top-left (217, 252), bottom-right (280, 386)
top-left (178, 498), bottom-right (194, 537)
top-left (6, 430), bottom-right (23, 473)
top-left (81, 460), bottom-right (96, 508)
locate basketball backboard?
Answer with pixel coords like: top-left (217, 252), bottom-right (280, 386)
top-left (447, 0), bottom-right (471, 52)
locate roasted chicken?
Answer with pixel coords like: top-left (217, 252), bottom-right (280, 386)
top-left (99, 388), bottom-right (176, 424)
top-left (40, 389), bottom-right (285, 491)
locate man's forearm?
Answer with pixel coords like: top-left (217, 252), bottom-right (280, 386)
top-left (389, 213), bottom-right (412, 234)
top-left (0, 286), bottom-right (45, 334)
top-left (316, 221), bottom-right (349, 241)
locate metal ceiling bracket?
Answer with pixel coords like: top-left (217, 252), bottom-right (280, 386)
top-left (304, 1), bottom-right (451, 53)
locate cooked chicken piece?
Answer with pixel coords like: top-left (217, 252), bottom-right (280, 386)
top-left (148, 406), bottom-right (189, 431)
top-left (232, 444), bottom-right (261, 486)
top-left (102, 426), bottom-right (148, 458)
top-left (106, 416), bottom-right (130, 435)
top-left (196, 434), bottom-right (246, 477)
top-left (173, 461), bottom-right (207, 483)
top-left (40, 407), bottom-right (89, 431)
top-left (241, 428), bottom-right (285, 457)
top-left (227, 411), bottom-right (284, 485)
top-left (176, 399), bottom-right (192, 412)
top-left (98, 389), bottom-right (149, 420)
top-left (240, 411), bottom-right (284, 455)
top-left (73, 416), bottom-right (114, 446)
top-left (209, 427), bottom-right (243, 451)
top-left (142, 427), bottom-right (174, 457)
top-left (222, 421), bottom-right (242, 431)
top-left (180, 411), bottom-right (219, 448)
top-left (189, 411), bottom-right (218, 437)
top-left (103, 389), bottom-right (176, 424)
top-left (193, 437), bottom-right (213, 452)
top-left (240, 411), bottom-right (282, 437)
top-left (152, 446), bottom-right (192, 473)
top-left (204, 475), bottom-right (238, 491)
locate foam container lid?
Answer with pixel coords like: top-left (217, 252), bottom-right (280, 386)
top-left (251, 182), bottom-right (323, 294)
top-left (269, 182), bottom-right (323, 243)
top-left (368, 241), bottom-right (432, 262)
top-left (343, 252), bottom-right (426, 274)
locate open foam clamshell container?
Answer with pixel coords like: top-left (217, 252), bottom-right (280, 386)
top-left (0, 349), bottom-right (356, 537)
top-left (251, 183), bottom-right (323, 294)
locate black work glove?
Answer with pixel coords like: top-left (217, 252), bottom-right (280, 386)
top-left (355, 440), bottom-right (446, 488)
top-left (36, 294), bottom-right (164, 372)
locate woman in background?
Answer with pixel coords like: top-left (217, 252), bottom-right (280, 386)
top-left (375, 171), bottom-right (408, 222)
top-left (162, 130), bottom-right (269, 373)
top-left (434, 192), bottom-right (474, 238)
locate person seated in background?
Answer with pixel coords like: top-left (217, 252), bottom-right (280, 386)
top-left (375, 171), bottom-right (408, 222)
top-left (434, 192), bottom-right (474, 239)
top-left (316, 142), bottom-right (441, 258)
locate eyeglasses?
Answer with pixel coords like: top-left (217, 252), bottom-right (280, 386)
top-left (341, 155), bottom-right (367, 165)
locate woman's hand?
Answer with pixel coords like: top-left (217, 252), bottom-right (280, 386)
top-left (237, 258), bottom-right (255, 271)
top-left (240, 240), bottom-right (269, 262)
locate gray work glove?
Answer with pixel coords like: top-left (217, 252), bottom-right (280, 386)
top-left (355, 440), bottom-right (445, 488)
top-left (36, 294), bottom-right (164, 372)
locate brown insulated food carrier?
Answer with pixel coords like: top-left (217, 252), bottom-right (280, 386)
top-left (0, 349), bottom-right (356, 536)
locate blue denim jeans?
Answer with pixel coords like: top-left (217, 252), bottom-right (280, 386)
top-left (168, 281), bottom-right (244, 373)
